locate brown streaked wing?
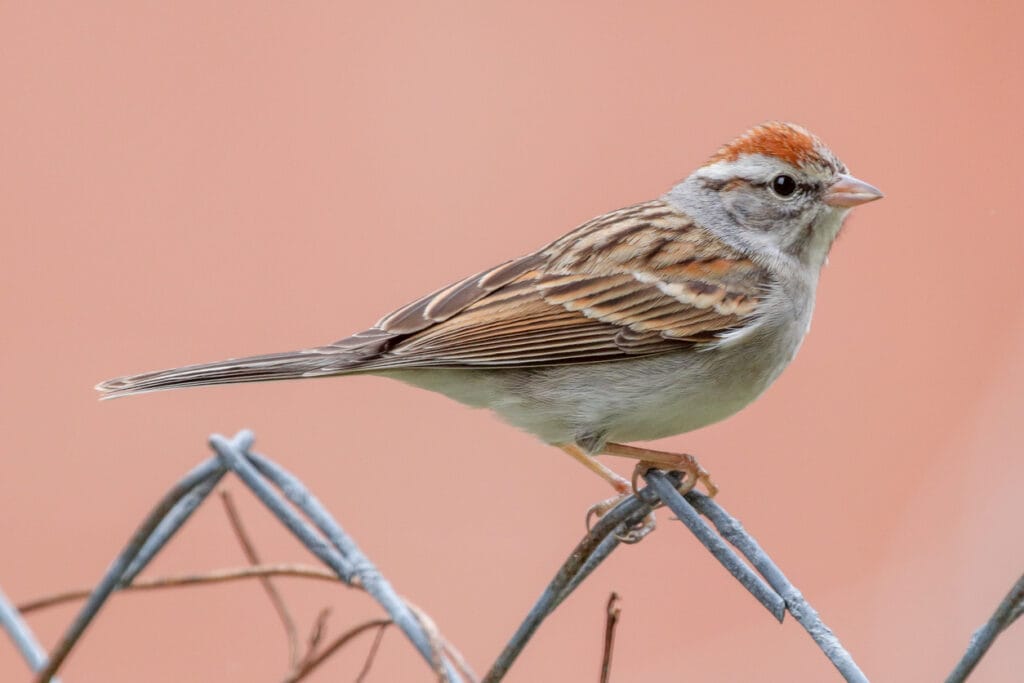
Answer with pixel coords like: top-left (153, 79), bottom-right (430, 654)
top-left (338, 199), bottom-right (770, 369)
top-left (375, 252), bottom-right (546, 334)
top-left (323, 252), bottom-right (546, 357)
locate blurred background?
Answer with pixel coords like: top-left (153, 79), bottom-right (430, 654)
top-left (2, 2), bottom-right (1023, 681)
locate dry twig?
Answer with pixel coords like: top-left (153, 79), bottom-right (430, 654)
top-left (356, 622), bottom-right (390, 683)
top-left (281, 618), bottom-right (392, 683)
top-left (220, 490), bottom-right (301, 671)
top-left (298, 607), bottom-right (333, 671)
top-left (17, 564), bottom-right (338, 614)
top-left (600, 593), bottom-right (621, 683)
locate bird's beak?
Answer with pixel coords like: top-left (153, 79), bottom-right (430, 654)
top-left (824, 173), bottom-right (884, 208)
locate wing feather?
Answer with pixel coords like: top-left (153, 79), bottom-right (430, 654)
top-left (335, 200), bottom-right (772, 370)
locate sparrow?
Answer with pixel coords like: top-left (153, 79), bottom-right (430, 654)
top-left (98, 122), bottom-right (882, 535)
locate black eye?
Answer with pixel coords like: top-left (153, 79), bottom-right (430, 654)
top-left (771, 174), bottom-right (797, 198)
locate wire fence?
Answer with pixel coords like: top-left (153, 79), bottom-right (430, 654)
top-left (2, 430), bottom-right (1021, 681)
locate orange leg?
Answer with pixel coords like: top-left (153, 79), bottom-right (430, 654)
top-left (558, 444), bottom-right (656, 541)
top-left (602, 442), bottom-right (719, 497)
top-left (558, 444), bottom-right (631, 494)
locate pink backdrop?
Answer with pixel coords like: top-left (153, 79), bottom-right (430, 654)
top-left (3, 2), bottom-right (1023, 681)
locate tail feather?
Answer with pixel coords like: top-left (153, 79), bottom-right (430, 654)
top-left (96, 350), bottom-right (354, 399)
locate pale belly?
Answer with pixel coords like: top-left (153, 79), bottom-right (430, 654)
top-left (374, 321), bottom-right (804, 451)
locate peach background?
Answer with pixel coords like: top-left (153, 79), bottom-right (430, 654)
top-left (2, 2), bottom-right (1023, 681)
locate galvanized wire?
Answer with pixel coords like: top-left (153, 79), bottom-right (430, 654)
top-left (485, 470), bottom-right (870, 682)
top-left (21, 433), bottom-right (1013, 683)
top-left (209, 433), bottom-right (461, 681)
top-left (0, 584), bottom-right (60, 682)
top-left (946, 571), bottom-right (1024, 683)
top-left (34, 450), bottom-right (233, 682)
top-left (5, 430), bottom-right (460, 683)
top-left (649, 471), bottom-right (868, 683)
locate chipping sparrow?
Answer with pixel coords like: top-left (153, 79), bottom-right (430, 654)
top-left (98, 122), bottom-right (882, 534)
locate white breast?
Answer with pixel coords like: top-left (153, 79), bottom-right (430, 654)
top-left (376, 305), bottom-right (809, 449)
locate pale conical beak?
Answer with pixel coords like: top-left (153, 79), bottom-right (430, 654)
top-left (825, 173), bottom-right (884, 208)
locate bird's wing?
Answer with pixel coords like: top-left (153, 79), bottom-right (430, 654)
top-left (321, 200), bottom-right (771, 370)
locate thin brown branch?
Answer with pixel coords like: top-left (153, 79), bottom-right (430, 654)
top-left (16, 564), bottom-right (339, 614)
top-left (297, 607), bottom-right (333, 670)
top-left (405, 599), bottom-right (447, 678)
top-left (600, 593), bottom-right (621, 683)
top-left (404, 598), bottom-right (479, 681)
top-left (282, 618), bottom-right (392, 683)
top-left (440, 640), bottom-right (480, 683)
top-left (355, 622), bottom-right (390, 683)
top-left (221, 489), bottom-right (301, 670)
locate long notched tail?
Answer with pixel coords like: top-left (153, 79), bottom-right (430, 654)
top-left (95, 349), bottom-right (355, 399)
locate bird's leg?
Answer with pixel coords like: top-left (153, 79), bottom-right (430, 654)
top-left (602, 442), bottom-right (719, 497)
top-left (557, 444), bottom-right (656, 542)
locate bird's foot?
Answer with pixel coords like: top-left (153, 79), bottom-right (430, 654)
top-left (601, 442), bottom-right (718, 497)
top-left (557, 442), bottom-right (659, 542)
top-left (585, 493), bottom-right (657, 544)
top-left (629, 457), bottom-right (718, 498)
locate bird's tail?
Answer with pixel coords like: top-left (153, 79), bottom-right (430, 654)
top-left (95, 349), bottom-right (354, 399)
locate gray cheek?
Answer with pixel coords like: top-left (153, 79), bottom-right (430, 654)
top-left (723, 192), bottom-right (778, 231)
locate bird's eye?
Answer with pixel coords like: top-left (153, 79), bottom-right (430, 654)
top-left (770, 174), bottom-right (797, 198)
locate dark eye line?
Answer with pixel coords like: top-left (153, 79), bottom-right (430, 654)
top-left (752, 178), bottom-right (825, 196)
top-left (750, 179), bottom-right (801, 192)
top-left (701, 177), bottom-right (824, 195)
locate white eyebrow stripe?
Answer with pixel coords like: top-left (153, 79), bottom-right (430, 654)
top-left (697, 155), bottom-right (790, 183)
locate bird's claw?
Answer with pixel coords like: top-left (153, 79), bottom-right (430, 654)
top-left (585, 493), bottom-right (657, 543)
top-left (630, 457), bottom-right (719, 497)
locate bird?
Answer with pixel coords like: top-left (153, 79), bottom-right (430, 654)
top-left (98, 122), bottom-right (883, 537)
